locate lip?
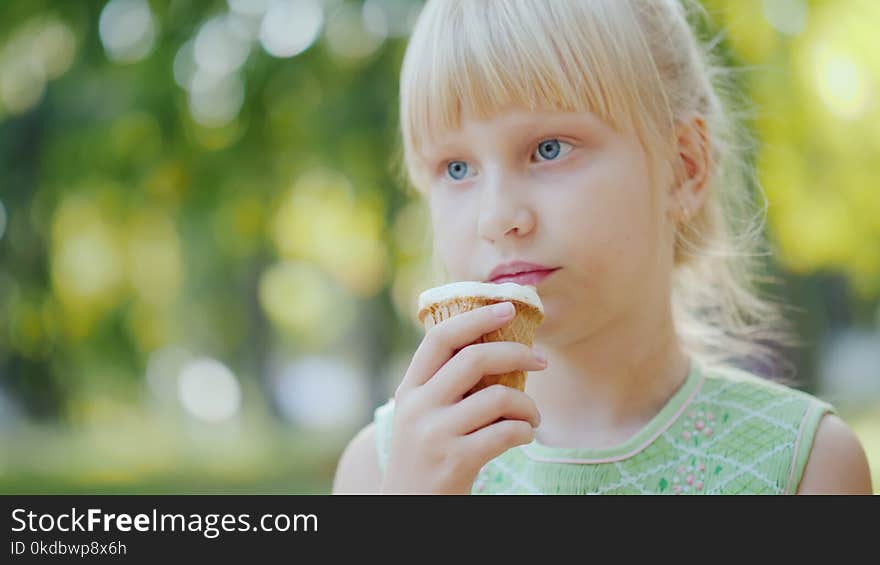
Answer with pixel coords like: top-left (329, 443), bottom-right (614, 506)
top-left (486, 261), bottom-right (560, 284)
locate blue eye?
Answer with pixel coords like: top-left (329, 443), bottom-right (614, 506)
top-left (535, 139), bottom-right (572, 161)
top-left (446, 160), bottom-right (469, 180)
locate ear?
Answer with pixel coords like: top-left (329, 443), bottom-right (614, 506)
top-left (668, 113), bottom-right (712, 224)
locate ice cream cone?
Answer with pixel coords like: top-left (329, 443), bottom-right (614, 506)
top-left (417, 281), bottom-right (544, 397)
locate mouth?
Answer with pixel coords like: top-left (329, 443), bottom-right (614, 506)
top-left (489, 268), bottom-right (560, 286)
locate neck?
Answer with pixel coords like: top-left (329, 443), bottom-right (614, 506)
top-left (526, 298), bottom-right (691, 449)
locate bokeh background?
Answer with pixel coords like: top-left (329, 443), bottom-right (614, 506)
top-left (0, 0), bottom-right (878, 493)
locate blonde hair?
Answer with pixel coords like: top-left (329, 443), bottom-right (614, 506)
top-left (394, 0), bottom-right (795, 379)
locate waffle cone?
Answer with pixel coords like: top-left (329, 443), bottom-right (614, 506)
top-left (418, 297), bottom-right (544, 397)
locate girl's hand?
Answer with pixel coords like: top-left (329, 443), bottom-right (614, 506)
top-left (381, 302), bottom-right (547, 494)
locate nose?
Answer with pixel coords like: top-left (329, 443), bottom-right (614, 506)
top-left (476, 170), bottom-right (535, 242)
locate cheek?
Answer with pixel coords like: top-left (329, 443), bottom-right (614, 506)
top-left (430, 193), bottom-right (474, 275)
top-left (552, 156), bottom-right (659, 271)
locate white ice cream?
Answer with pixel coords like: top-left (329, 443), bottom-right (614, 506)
top-left (417, 281), bottom-right (544, 314)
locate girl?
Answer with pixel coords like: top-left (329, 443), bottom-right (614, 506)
top-left (333, 0), bottom-right (872, 494)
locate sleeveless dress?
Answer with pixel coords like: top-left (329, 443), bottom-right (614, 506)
top-left (372, 359), bottom-right (836, 494)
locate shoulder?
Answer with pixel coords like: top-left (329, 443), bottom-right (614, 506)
top-left (797, 414), bottom-right (873, 494)
top-left (692, 362), bottom-right (846, 493)
top-left (700, 362), bottom-right (812, 401)
top-left (699, 362), bottom-right (873, 494)
top-left (332, 421), bottom-right (383, 494)
top-left (699, 362), bottom-right (833, 420)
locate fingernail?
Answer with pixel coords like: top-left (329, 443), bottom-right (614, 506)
top-left (533, 348), bottom-right (547, 363)
top-left (491, 302), bottom-right (514, 317)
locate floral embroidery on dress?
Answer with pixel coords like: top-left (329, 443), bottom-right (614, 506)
top-left (658, 458), bottom-right (724, 494)
top-left (680, 408), bottom-right (725, 444)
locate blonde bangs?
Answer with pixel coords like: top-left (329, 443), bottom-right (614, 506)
top-left (398, 0), bottom-right (671, 192)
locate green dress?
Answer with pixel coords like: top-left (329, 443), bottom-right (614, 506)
top-left (373, 359), bottom-right (835, 494)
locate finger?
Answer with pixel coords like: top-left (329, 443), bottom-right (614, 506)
top-left (444, 384), bottom-right (541, 434)
top-left (424, 340), bottom-right (546, 402)
top-left (397, 301), bottom-right (518, 394)
top-left (460, 419), bottom-right (536, 464)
